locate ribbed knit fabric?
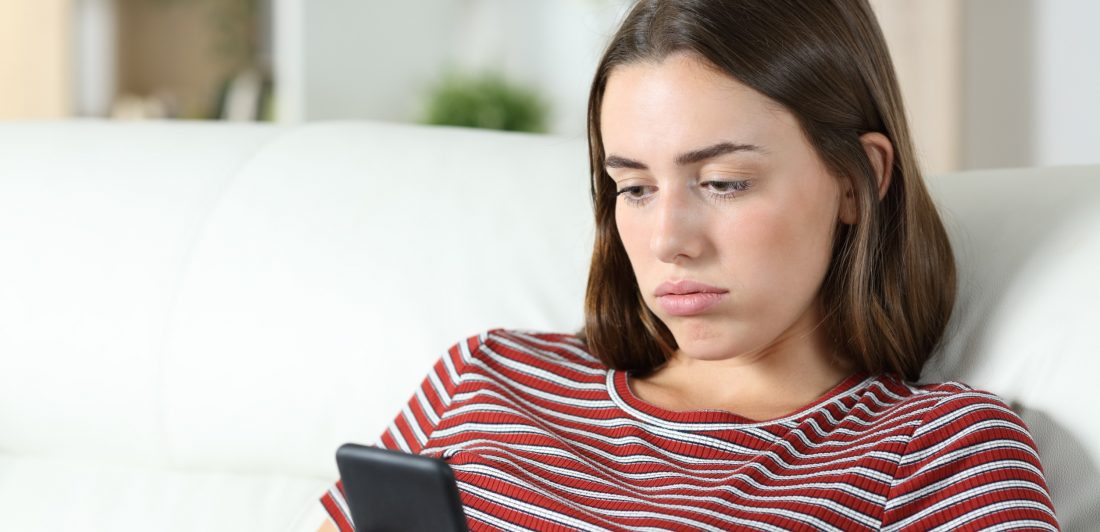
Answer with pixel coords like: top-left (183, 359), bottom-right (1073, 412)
top-left (321, 329), bottom-right (1058, 531)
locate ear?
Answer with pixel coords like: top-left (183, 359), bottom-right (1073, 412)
top-left (838, 132), bottom-right (894, 225)
top-left (860, 132), bottom-right (893, 200)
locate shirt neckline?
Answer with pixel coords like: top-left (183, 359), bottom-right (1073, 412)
top-left (606, 368), bottom-right (873, 431)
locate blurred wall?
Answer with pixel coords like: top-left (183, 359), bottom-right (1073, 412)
top-left (962, 0), bottom-right (1036, 169)
top-left (294, 0), bottom-right (460, 124)
top-left (73, 0), bottom-right (117, 117)
top-left (963, 0), bottom-right (1100, 169)
top-left (872, 0), bottom-right (961, 174)
top-left (117, 0), bottom-right (260, 119)
top-left (279, 0), bottom-right (630, 136)
top-left (6, 0), bottom-right (1095, 169)
top-left (278, 0), bottom-right (1098, 170)
top-left (1034, 0), bottom-right (1100, 167)
top-left (0, 0), bottom-right (71, 119)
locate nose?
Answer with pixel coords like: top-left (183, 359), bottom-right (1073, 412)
top-left (650, 186), bottom-right (705, 264)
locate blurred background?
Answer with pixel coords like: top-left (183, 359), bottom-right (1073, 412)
top-left (1, 0), bottom-right (1097, 174)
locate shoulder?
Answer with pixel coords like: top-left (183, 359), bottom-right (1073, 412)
top-left (887, 378), bottom-right (1030, 442)
top-left (867, 376), bottom-right (1042, 474)
top-left (860, 375), bottom-right (1023, 424)
top-left (450, 328), bottom-right (606, 375)
top-left (906, 382), bottom-right (1037, 462)
top-left (849, 376), bottom-right (1036, 459)
top-left (878, 378), bottom-right (1057, 528)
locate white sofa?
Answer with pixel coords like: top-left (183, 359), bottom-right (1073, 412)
top-left (0, 121), bottom-right (1096, 531)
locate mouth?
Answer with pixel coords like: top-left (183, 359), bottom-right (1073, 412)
top-left (654, 280), bottom-right (728, 316)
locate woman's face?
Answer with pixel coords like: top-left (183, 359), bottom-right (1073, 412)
top-left (601, 53), bottom-right (846, 364)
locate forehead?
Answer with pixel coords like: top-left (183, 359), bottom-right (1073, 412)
top-left (599, 53), bottom-right (799, 159)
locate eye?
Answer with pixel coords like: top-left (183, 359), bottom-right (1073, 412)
top-left (615, 185), bottom-right (656, 206)
top-left (700, 179), bottom-right (752, 199)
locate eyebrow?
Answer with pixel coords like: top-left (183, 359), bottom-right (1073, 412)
top-left (604, 141), bottom-right (764, 170)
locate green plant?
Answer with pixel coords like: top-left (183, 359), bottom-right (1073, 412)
top-left (421, 70), bottom-right (550, 133)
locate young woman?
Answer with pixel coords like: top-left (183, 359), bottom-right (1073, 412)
top-left (318, 0), bottom-right (1058, 529)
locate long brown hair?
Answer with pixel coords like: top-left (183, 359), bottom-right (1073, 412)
top-left (581, 0), bottom-right (956, 381)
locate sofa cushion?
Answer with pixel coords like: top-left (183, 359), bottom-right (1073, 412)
top-left (0, 454), bottom-right (328, 532)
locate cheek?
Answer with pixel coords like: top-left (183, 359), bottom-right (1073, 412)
top-left (614, 208), bottom-right (647, 268)
top-left (724, 190), bottom-right (837, 294)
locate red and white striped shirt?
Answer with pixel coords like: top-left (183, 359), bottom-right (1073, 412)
top-left (321, 329), bottom-right (1058, 531)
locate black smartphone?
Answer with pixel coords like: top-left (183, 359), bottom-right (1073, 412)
top-left (335, 443), bottom-right (469, 532)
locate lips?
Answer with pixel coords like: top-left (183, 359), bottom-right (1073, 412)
top-left (654, 280), bottom-right (728, 316)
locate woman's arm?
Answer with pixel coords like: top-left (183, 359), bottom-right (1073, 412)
top-left (316, 333), bottom-right (484, 531)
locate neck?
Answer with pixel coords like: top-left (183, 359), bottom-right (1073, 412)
top-left (633, 308), bottom-right (855, 420)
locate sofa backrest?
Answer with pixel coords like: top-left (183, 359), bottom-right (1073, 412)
top-left (0, 121), bottom-right (592, 478)
top-left (923, 164), bottom-right (1100, 526)
top-left (0, 121), bottom-right (286, 467)
top-left (148, 121), bottom-right (594, 480)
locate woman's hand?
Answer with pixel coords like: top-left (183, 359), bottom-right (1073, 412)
top-left (315, 517), bottom-right (338, 532)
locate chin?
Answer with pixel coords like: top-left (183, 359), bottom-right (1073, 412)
top-left (668, 316), bottom-right (783, 360)
top-left (667, 321), bottom-right (755, 361)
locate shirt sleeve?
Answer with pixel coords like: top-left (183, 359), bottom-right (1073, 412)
top-left (317, 333), bottom-right (481, 532)
top-left (881, 389), bottom-right (1060, 531)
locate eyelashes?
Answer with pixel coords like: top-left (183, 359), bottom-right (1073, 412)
top-left (614, 185), bottom-right (654, 206)
top-left (615, 180), bottom-right (753, 207)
